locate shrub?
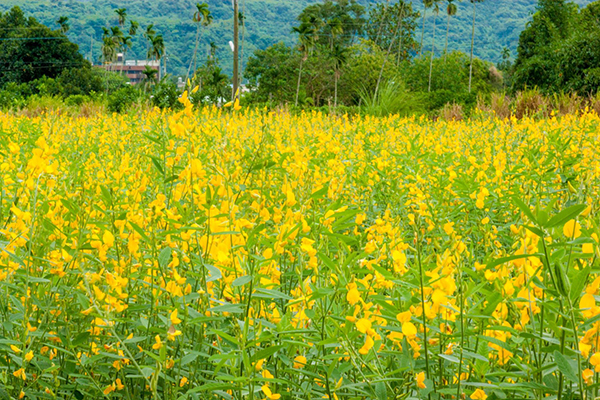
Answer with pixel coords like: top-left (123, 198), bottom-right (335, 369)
top-left (108, 86), bottom-right (139, 113)
top-left (152, 77), bottom-right (183, 110)
top-left (359, 79), bottom-right (422, 117)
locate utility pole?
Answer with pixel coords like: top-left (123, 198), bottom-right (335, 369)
top-left (232, 0), bottom-right (239, 101)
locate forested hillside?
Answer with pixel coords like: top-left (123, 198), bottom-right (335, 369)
top-left (0, 0), bottom-right (594, 77)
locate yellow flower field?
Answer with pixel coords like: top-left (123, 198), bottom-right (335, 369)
top-left (0, 101), bottom-right (599, 400)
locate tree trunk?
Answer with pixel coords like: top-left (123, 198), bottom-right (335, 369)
top-left (444, 12), bottom-right (451, 60)
top-left (295, 58), bottom-right (304, 107)
top-left (232, 0), bottom-right (240, 101)
top-left (420, 7), bottom-right (427, 56)
top-left (186, 23), bottom-right (200, 88)
top-left (428, 10), bottom-right (437, 92)
top-left (469, 1), bottom-right (476, 93)
top-left (334, 71), bottom-right (338, 108)
top-left (375, 7), bottom-right (404, 99)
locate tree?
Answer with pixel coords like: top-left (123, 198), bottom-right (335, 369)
top-left (297, 0), bottom-right (366, 50)
top-left (129, 21), bottom-right (139, 37)
top-left (293, 21), bottom-right (315, 106)
top-left (0, 7), bottom-right (88, 86)
top-left (148, 34), bottom-right (165, 80)
top-left (420, 0), bottom-right (433, 56)
top-left (444, 1), bottom-right (457, 59)
top-left (468, 0), bottom-right (484, 93)
top-left (143, 24), bottom-right (156, 64)
top-left (190, 45), bottom-right (230, 104)
top-left (428, 0), bottom-right (441, 92)
top-left (187, 3), bottom-right (212, 88)
top-left (57, 16), bottom-right (69, 34)
top-left (365, 1), bottom-right (419, 64)
top-left (331, 44), bottom-right (349, 107)
top-left (115, 8), bottom-right (127, 28)
top-left (142, 66), bottom-right (158, 92)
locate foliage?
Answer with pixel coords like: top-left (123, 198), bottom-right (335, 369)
top-left (400, 51), bottom-right (500, 111)
top-left (512, 0), bottom-right (600, 94)
top-left (365, 1), bottom-right (420, 63)
top-left (107, 85), bottom-right (140, 113)
top-left (1, 106), bottom-right (600, 399)
top-left (189, 46), bottom-right (231, 105)
top-left (151, 76), bottom-right (183, 110)
top-left (359, 78), bottom-right (422, 116)
top-left (0, 6), bottom-right (89, 86)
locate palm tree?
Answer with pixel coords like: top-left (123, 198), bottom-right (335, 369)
top-left (120, 36), bottom-right (133, 76)
top-left (142, 66), bottom-right (158, 92)
top-left (148, 34), bottom-right (165, 80)
top-left (57, 16), bottom-right (70, 34)
top-left (375, 3), bottom-right (407, 98)
top-left (110, 26), bottom-right (124, 74)
top-left (129, 20), bottom-right (139, 36)
top-left (292, 22), bottom-right (315, 107)
top-left (115, 8), bottom-right (127, 28)
top-left (444, 0), bottom-right (457, 60)
top-left (328, 18), bottom-right (343, 51)
top-left (331, 44), bottom-right (349, 108)
top-left (428, 0), bottom-right (441, 92)
top-left (420, 0), bottom-right (434, 56)
top-left (187, 3), bottom-right (212, 87)
top-left (468, 0), bottom-right (483, 92)
top-left (143, 24), bottom-right (156, 64)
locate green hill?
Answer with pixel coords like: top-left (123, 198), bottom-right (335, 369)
top-left (0, 0), bottom-right (595, 78)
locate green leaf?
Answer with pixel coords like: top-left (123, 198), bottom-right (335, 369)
top-left (232, 275), bottom-right (252, 287)
top-left (545, 204), bottom-right (586, 229)
top-left (71, 332), bottom-right (91, 347)
top-left (487, 253), bottom-right (543, 269)
top-left (181, 352), bottom-right (200, 366)
top-left (553, 350), bottom-right (578, 382)
top-left (158, 247), bottom-right (172, 268)
top-left (570, 266), bottom-right (591, 302)
top-left (251, 345), bottom-right (285, 362)
top-left (375, 381), bottom-right (387, 400)
top-left (513, 197), bottom-right (537, 224)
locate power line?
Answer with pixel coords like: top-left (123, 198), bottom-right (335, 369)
top-left (0, 37), bottom-right (67, 41)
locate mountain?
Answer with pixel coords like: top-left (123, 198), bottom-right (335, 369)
top-left (0, 0), bottom-right (595, 78)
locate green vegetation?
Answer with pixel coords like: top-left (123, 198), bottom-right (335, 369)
top-left (2, 0), bottom-right (600, 118)
top-left (0, 0), bottom-right (593, 79)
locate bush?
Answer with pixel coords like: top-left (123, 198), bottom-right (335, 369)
top-left (108, 86), bottom-right (139, 113)
top-left (152, 77), bottom-right (183, 110)
top-left (65, 94), bottom-right (90, 107)
top-left (359, 79), bottom-right (422, 117)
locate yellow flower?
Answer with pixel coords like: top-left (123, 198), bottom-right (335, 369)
top-left (13, 368), bottom-right (26, 380)
top-left (416, 371), bottom-right (426, 389)
top-left (170, 309), bottom-right (182, 325)
top-left (471, 389), bottom-right (488, 400)
top-left (255, 359), bottom-right (265, 371)
top-left (152, 335), bottom-right (163, 350)
top-left (355, 318), bottom-right (372, 334)
top-left (583, 368), bottom-right (594, 384)
top-left (402, 322), bottom-right (417, 339)
top-left (180, 376), bottom-right (189, 387)
top-left (346, 283), bottom-right (361, 305)
top-left (443, 222), bottom-right (454, 235)
top-left (563, 219), bottom-right (581, 239)
top-left (358, 335), bottom-right (374, 355)
top-left (581, 293), bottom-right (597, 319)
top-left (590, 352), bottom-right (600, 372)
top-left (10, 345), bottom-right (21, 354)
top-left (24, 351), bottom-right (34, 362)
top-left (293, 355), bottom-right (307, 369)
top-left (103, 230), bottom-right (115, 247)
top-left (261, 385), bottom-right (281, 400)
top-left (103, 383), bottom-right (115, 395)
